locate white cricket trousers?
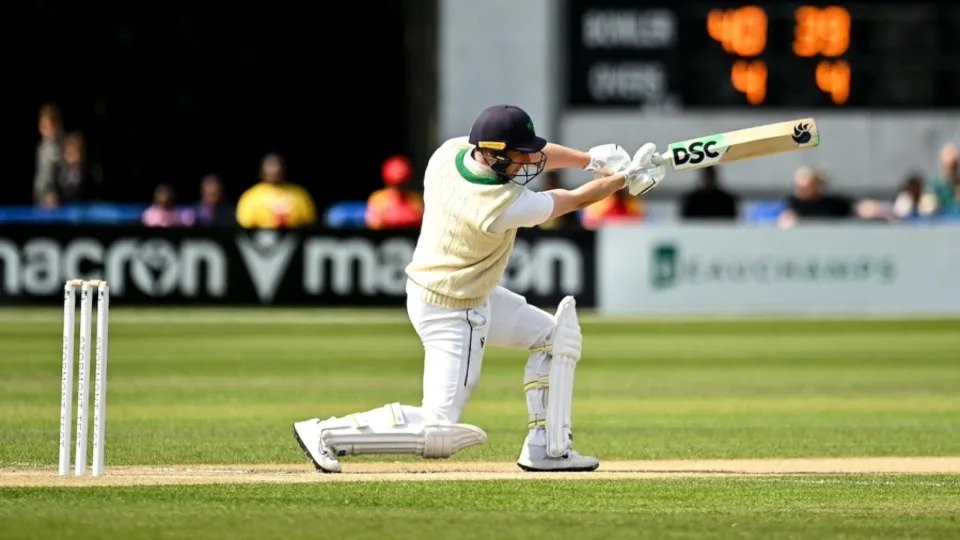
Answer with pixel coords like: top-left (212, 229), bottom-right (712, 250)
top-left (406, 280), bottom-right (554, 424)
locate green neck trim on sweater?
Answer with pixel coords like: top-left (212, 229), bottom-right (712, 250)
top-left (456, 148), bottom-right (507, 185)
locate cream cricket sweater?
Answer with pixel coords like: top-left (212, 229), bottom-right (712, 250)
top-left (405, 138), bottom-right (523, 309)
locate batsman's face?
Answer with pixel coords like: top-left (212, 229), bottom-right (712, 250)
top-left (502, 150), bottom-right (536, 174)
top-left (477, 148), bottom-right (547, 185)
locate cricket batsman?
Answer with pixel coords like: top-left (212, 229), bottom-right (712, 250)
top-left (294, 104), bottom-right (665, 472)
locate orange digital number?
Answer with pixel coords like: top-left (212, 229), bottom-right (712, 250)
top-left (707, 6), bottom-right (767, 57)
top-left (794, 5), bottom-right (850, 57)
top-left (816, 59), bottom-right (850, 105)
top-left (731, 59), bottom-right (767, 105)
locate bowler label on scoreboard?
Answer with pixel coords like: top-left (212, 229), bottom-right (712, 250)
top-left (668, 135), bottom-right (726, 171)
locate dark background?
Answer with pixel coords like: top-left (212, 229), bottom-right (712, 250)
top-left (10, 0), bottom-right (425, 208)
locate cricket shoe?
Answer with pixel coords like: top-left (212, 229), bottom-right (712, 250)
top-left (516, 428), bottom-right (599, 472)
top-left (293, 418), bottom-right (342, 473)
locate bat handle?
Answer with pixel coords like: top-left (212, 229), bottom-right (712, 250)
top-left (650, 152), bottom-right (670, 167)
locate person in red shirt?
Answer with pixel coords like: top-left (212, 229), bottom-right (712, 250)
top-left (365, 155), bottom-right (424, 229)
top-left (581, 189), bottom-right (644, 229)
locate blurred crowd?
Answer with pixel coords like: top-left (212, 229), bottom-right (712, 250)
top-left (34, 104), bottom-right (87, 209)
top-left (28, 103), bottom-right (960, 230)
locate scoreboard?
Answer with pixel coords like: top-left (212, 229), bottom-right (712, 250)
top-left (568, 0), bottom-right (960, 107)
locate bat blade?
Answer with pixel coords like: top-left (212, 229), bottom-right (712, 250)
top-left (654, 118), bottom-right (820, 172)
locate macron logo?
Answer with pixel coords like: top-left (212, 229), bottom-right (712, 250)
top-left (236, 231), bottom-right (298, 303)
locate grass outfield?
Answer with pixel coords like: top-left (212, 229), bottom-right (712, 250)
top-left (2, 308), bottom-right (958, 465)
top-left (1, 308), bottom-right (959, 538)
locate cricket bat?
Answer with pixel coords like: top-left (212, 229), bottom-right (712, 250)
top-left (651, 118), bottom-right (820, 172)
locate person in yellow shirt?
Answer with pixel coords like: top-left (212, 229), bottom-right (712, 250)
top-left (236, 153), bottom-right (317, 228)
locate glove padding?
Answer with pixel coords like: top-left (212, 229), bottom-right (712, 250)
top-left (622, 143), bottom-right (667, 196)
top-left (585, 144), bottom-right (631, 175)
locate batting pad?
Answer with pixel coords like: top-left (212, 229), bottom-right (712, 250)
top-left (320, 403), bottom-right (487, 458)
top-left (546, 355), bottom-right (576, 457)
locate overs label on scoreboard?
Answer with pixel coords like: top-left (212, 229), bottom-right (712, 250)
top-left (668, 135), bottom-right (726, 171)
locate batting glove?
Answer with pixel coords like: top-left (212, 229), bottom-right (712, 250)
top-left (585, 143), bottom-right (631, 175)
top-left (622, 143), bottom-right (667, 196)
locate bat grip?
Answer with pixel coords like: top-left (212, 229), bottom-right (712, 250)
top-left (650, 152), bottom-right (670, 166)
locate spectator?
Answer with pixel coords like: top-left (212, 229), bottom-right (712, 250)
top-left (537, 171), bottom-right (582, 230)
top-left (142, 184), bottom-right (187, 227)
top-left (182, 174), bottom-right (234, 227)
top-left (930, 142), bottom-right (959, 215)
top-left (892, 173), bottom-right (938, 220)
top-left (236, 153), bottom-right (317, 228)
top-left (364, 155), bottom-right (424, 229)
top-left (54, 132), bottom-right (87, 205)
top-left (778, 166), bottom-right (851, 228)
top-left (582, 189), bottom-right (644, 230)
top-left (33, 103), bottom-right (64, 207)
top-left (855, 172), bottom-right (938, 222)
top-left (680, 167), bottom-right (738, 220)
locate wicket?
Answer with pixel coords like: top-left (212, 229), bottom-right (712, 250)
top-left (59, 279), bottom-right (110, 476)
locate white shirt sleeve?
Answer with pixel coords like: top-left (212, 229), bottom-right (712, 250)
top-left (488, 189), bottom-right (555, 233)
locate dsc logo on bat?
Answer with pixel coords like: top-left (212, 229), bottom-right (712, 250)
top-left (669, 137), bottom-right (726, 170)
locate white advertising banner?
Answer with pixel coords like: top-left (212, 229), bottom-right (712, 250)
top-left (599, 225), bottom-right (960, 314)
